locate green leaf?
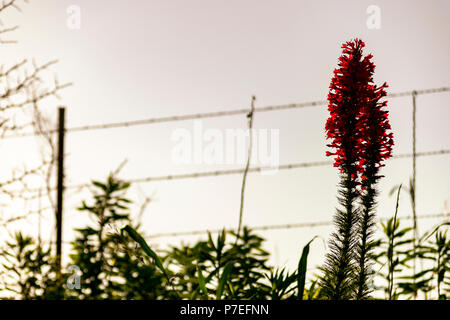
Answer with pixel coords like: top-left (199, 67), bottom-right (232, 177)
top-left (422, 222), bottom-right (450, 242)
top-left (307, 280), bottom-right (317, 300)
top-left (191, 268), bottom-right (219, 299)
top-left (216, 262), bottom-right (233, 300)
top-left (297, 236), bottom-right (317, 300)
top-left (92, 180), bottom-right (106, 190)
top-left (197, 266), bottom-right (208, 297)
top-left (389, 184), bottom-right (404, 197)
top-left (121, 225), bottom-right (168, 280)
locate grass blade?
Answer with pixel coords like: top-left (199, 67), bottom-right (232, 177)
top-left (298, 236), bottom-right (318, 300)
top-left (191, 268), bottom-right (219, 299)
top-left (216, 262), bottom-right (233, 300)
top-left (197, 266), bottom-right (208, 296)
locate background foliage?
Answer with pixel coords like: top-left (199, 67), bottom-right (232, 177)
top-left (0, 175), bottom-right (448, 300)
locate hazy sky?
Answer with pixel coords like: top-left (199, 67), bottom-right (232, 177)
top-left (1, 0), bottom-right (450, 282)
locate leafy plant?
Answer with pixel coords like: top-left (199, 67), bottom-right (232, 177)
top-left (0, 233), bottom-right (62, 299)
top-left (373, 217), bottom-right (415, 300)
top-left (169, 228), bottom-right (271, 299)
top-left (68, 174), bottom-right (168, 299)
top-left (2, 174), bottom-right (448, 301)
top-left (398, 225), bottom-right (449, 299)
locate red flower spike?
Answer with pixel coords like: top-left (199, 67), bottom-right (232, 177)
top-left (325, 38), bottom-right (394, 182)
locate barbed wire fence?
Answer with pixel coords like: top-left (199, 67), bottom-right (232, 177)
top-left (3, 86), bottom-right (449, 140)
top-left (1, 86), bottom-right (450, 247)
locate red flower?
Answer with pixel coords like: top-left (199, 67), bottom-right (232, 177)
top-left (358, 82), bottom-right (394, 183)
top-left (325, 39), bottom-right (393, 181)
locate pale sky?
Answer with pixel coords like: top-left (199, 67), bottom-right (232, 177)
top-left (1, 0), bottom-right (450, 291)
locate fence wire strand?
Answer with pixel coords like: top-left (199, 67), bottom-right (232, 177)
top-left (3, 86), bottom-right (450, 139)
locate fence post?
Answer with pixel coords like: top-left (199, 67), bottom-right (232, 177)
top-left (411, 91), bottom-right (418, 299)
top-left (412, 91), bottom-right (417, 234)
top-left (56, 107), bottom-right (66, 274)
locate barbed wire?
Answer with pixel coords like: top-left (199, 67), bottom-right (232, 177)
top-left (75, 148), bottom-right (450, 186)
top-left (3, 86), bottom-right (449, 139)
top-left (40, 212), bottom-right (448, 244)
top-left (3, 148), bottom-right (450, 196)
top-left (130, 213), bottom-right (450, 239)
